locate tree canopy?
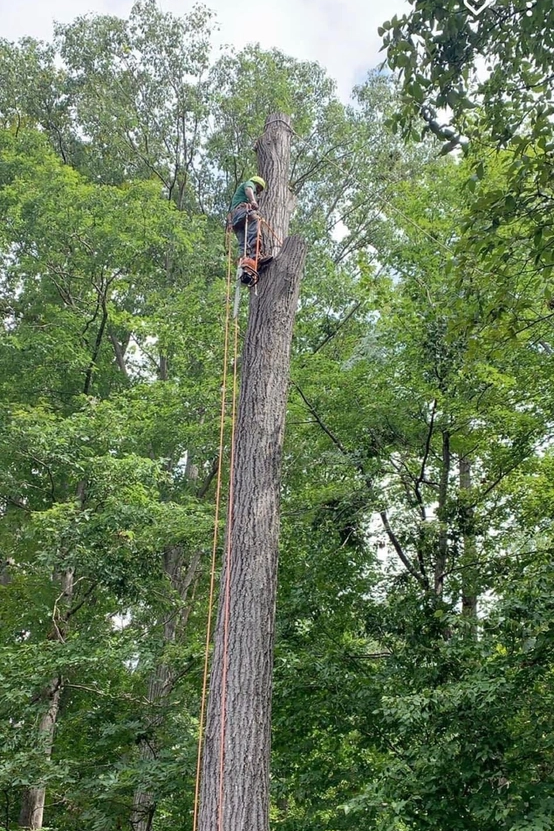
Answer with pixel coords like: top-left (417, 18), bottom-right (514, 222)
top-left (1, 1), bottom-right (554, 830)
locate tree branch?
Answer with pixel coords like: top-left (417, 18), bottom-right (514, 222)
top-left (109, 330), bottom-right (129, 378)
top-left (380, 510), bottom-right (428, 587)
top-left (291, 383), bottom-right (349, 456)
top-left (414, 399), bottom-right (437, 517)
top-left (197, 457), bottom-right (219, 499)
top-left (311, 301), bottom-right (364, 355)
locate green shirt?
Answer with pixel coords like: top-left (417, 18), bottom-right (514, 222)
top-left (230, 180), bottom-right (256, 210)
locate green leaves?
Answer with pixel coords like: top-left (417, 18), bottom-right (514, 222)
top-left (1, 1), bottom-right (554, 828)
top-left (0, 124), bottom-right (219, 826)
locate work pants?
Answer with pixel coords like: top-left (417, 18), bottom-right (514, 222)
top-left (231, 205), bottom-right (259, 258)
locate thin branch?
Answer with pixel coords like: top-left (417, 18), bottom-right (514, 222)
top-left (51, 578), bottom-right (87, 642)
top-left (291, 383), bottom-right (349, 456)
top-left (435, 430), bottom-right (451, 596)
top-left (345, 652), bottom-right (392, 659)
top-left (291, 384), bottom-right (429, 592)
top-left (109, 330), bottom-right (129, 378)
top-left (2, 495), bottom-right (31, 511)
top-left (311, 301), bottom-right (364, 355)
top-left (197, 457), bottom-right (219, 499)
top-left (380, 510), bottom-right (428, 587)
top-left (414, 399), bottom-right (437, 516)
top-left (83, 290), bottom-right (109, 395)
top-left (65, 683), bottom-right (150, 706)
top-left (63, 581), bottom-right (98, 623)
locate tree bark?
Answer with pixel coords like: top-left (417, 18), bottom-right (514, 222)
top-left (109, 329), bottom-right (130, 379)
top-left (434, 430), bottom-right (450, 596)
top-left (198, 114), bottom-right (306, 831)
top-left (18, 498), bottom-right (80, 829)
top-left (18, 678), bottom-right (63, 830)
top-left (460, 456), bottom-right (478, 623)
top-left (0, 557), bottom-right (14, 586)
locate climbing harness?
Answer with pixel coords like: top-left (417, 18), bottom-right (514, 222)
top-left (233, 214), bottom-right (257, 317)
top-left (237, 211), bottom-right (261, 286)
top-left (233, 210), bottom-right (274, 314)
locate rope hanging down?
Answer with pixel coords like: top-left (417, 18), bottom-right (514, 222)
top-left (217, 296), bottom-right (240, 831)
top-left (233, 207), bottom-right (283, 293)
top-left (192, 219), bottom-right (255, 831)
top-left (192, 205), bottom-right (283, 831)
top-left (192, 231), bottom-right (238, 831)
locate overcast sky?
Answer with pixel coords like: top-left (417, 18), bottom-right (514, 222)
top-left (0, 0), bottom-right (408, 100)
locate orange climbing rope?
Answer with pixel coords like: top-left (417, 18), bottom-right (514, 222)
top-left (192, 231), bottom-right (235, 831)
top-left (217, 305), bottom-right (240, 831)
top-left (254, 214), bottom-right (261, 270)
top-left (261, 216), bottom-right (283, 247)
top-left (192, 203), bottom-right (283, 831)
top-left (237, 211), bottom-right (283, 286)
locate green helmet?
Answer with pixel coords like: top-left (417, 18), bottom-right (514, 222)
top-left (250, 176), bottom-right (266, 190)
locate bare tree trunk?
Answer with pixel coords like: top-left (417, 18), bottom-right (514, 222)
top-left (18, 501), bottom-right (80, 829)
top-left (198, 114), bottom-right (306, 831)
top-left (109, 329), bottom-right (130, 379)
top-left (18, 679), bottom-right (63, 830)
top-left (18, 566), bottom-right (75, 828)
top-left (434, 430), bottom-right (450, 596)
top-left (460, 456), bottom-right (478, 623)
top-left (0, 557), bottom-right (14, 586)
top-left (130, 548), bottom-right (201, 831)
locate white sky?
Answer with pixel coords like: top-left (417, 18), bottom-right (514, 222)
top-left (0, 0), bottom-right (408, 100)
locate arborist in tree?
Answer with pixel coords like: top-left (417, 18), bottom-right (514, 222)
top-left (228, 175), bottom-right (272, 285)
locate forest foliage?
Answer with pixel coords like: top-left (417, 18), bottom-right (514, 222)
top-left (1, 0), bottom-right (554, 829)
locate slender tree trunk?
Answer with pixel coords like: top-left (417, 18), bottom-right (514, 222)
top-left (434, 430), bottom-right (450, 596)
top-left (130, 548), bottom-right (201, 831)
top-left (0, 557), bottom-right (14, 586)
top-left (109, 329), bottom-right (130, 379)
top-left (460, 456), bottom-right (478, 624)
top-left (18, 679), bottom-right (63, 830)
top-left (18, 491), bottom-right (81, 829)
top-left (198, 114), bottom-right (306, 831)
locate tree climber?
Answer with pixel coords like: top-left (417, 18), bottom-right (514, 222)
top-left (228, 176), bottom-right (272, 284)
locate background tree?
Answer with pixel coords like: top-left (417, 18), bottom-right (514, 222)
top-left (2, 1), bottom-right (554, 829)
top-left (382, 0), bottom-right (554, 313)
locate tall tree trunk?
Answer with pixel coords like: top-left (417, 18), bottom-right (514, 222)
top-left (198, 114), bottom-right (306, 831)
top-left (434, 430), bottom-right (450, 596)
top-left (18, 564), bottom-right (75, 829)
top-left (0, 557), bottom-right (14, 586)
top-left (18, 678), bottom-right (63, 830)
top-left (460, 456), bottom-right (478, 623)
top-left (130, 548), bottom-right (201, 831)
top-left (18, 483), bottom-right (81, 830)
top-left (19, 677), bottom-right (62, 831)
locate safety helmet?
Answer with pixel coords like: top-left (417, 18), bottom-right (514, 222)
top-left (250, 176), bottom-right (266, 190)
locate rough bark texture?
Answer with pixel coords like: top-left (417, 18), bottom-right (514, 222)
top-left (255, 114), bottom-right (297, 258)
top-left (198, 114), bottom-right (306, 831)
top-left (460, 457), bottom-right (478, 622)
top-left (18, 678), bottom-right (63, 829)
top-left (19, 511), bottom-right (79, 828)
top-left (435, 430), bottom-right (450, 596)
